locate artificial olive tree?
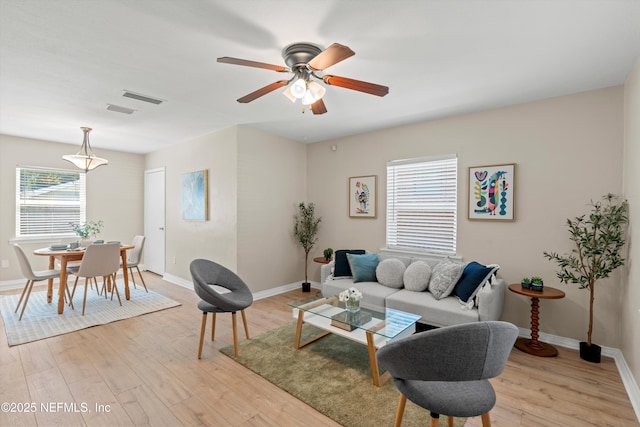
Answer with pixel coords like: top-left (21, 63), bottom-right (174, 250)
top-left (293, 202), bottom-right (321, 291)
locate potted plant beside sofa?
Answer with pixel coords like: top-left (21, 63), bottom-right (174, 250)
top-left (293, 202), bottom-right (321, 292)
top-left (544, 194), bottom-right (628, 363)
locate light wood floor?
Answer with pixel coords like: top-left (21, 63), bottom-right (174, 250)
top-left (0, 273), bottom-right (637, 426)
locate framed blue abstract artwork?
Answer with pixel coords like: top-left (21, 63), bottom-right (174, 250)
top-left (468, 163), bottom-right (516, 221)
top-left (182, 170), bottom-right (208, 221)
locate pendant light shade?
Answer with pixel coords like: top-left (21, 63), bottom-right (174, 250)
top-left (62, 127), bottom-right (108, 171)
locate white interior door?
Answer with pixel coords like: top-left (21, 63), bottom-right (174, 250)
top-left (144, 167), bottom-right (165, 275)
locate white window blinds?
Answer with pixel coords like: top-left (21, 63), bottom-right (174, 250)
top-left (15, 166), bottom-right (86, 237)
top-left (386, 155), bottom-right (457, 254)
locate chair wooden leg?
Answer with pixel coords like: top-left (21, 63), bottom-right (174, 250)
top-left (481, 412), bottom-right (491, 427)
top-left (211, 313), bottom-right (216, 341)
top-left (82, 278), bottom-right (89, 315)
top-left (240, 309), bottom-right (250, 339)
top-left (198, 312), bottom-right (207, 359)
top-left (129, 267), bottom-right (137, 289)
top-left (232, 312), bottom-right (239, 357)
top-left (448, 415), bottom-right (454, 427)
top-left (70, 276), bottom-right (80, 299)
top-left (135, 266), bottom-right (148, 292)
top-left (110, 276), bottom-right (122, 306)
top-left (394, 394), bottom-right (407, 427)
top-left (15, 280), bottom-right (30, 314)
top-left (18, 280), bottom-right (35, 321)
top-left (429, 415), bottom-right (439, 427)
top-left (65, 283), bottom-right (74, 310)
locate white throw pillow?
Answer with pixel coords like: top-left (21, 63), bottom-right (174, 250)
top-left (428, 258), bottom-right (465, 300)
top-left (403, 261), bottom-right (431, 292)
top-left (375, 258), bottom-right (406, 288)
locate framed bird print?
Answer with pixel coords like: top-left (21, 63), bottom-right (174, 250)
top-left (468, 164), bottom-right (516, 221)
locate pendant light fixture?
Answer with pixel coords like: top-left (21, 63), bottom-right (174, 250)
top-left (62, 127), bottom-right (108, 171)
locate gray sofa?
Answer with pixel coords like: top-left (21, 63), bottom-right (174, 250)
top-left (320, 251), bottom-right (506, 328)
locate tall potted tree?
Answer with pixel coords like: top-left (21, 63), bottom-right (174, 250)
top-left (544, 194), bottom-right (629, 363)
top-left (293, 202), bottom-right (321, 292)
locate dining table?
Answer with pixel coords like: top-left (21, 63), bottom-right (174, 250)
top-left (34, 244), bottom-right (135, 314)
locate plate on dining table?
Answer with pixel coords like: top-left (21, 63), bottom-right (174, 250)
top-left (49, 244), bottom-right (69, 251)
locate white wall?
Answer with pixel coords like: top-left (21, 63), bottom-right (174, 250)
top-left (0, 134), bottom-right (145, 278)
top-left (237, 127), bottom-right (307, 292)
top-left (144, 126), bottom-right (240, 278)
top-left (307, 87), bottom-right (625, 348)
top-left (623, 57), bottom-right (640, 384)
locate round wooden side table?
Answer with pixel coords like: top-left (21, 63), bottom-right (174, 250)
top-left (508, 283), bottom-right (565, 357)
top-left (313, 257), bottom-right (331, 264)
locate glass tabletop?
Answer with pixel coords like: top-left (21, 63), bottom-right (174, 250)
top-left (288, 293), bottom-right (421, 339)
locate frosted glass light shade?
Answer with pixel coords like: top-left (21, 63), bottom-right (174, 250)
top-left (290, 78), bottom-right (307, 99)
top-left (62, 127), bottom-right (108, 172)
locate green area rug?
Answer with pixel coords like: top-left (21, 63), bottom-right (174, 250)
top-left (221, 322), bottom-right (465, 427)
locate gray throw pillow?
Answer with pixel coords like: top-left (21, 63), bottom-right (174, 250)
top-left (376, 258), bottom-right (406, 288)
top-left (403, 261), bottom-right (431, 292)
top-left (429, 259), bottom-right (465, 299)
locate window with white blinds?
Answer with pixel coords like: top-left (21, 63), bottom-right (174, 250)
top-left (15, 166), bottom-right (86, 237)
top-left (386, 155), bottom-right (457, 254)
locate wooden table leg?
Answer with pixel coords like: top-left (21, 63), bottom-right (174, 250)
top-left (47, 255), bottom-right (55, 303)
top-left (293, 310), bottom-right (330, 349)
top-left (121, 250), bottom-right (130, 300)
top-left (514, 296), bottom-right (559, 357)
top-left (57, 257), bottom-right (67, 314)
top-left (366, 329), bottom-right (391, 387)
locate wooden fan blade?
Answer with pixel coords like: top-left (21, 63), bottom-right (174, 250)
top-left (237, 80), bottom-right (289, 103)
top-left (217, 57), bottom-right (289, 72)
top-left (308, 43), bottom-right (355, 71)
top-left (311, 98), bottom-right (327, 115)
top-left (322, 75), bottom-right (389, 97)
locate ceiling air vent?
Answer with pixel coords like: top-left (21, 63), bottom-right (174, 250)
top-left (122, 90), bottom-right (164, 105)
top-left (106, 104), bottom-right (135, 115)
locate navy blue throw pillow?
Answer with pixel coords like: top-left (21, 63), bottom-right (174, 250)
top-left (333, 249), bottom-right (366, 277)
top-left (453, 261), bottom-right (498, 302)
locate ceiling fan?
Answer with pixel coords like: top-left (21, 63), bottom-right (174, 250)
top-left (217, 42), bottom-right (389, 115)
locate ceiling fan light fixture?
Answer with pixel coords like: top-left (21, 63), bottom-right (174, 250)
top-left (290, 78), bottom-right (307, 99)
top-left (302, 90), bottom-right (316, 106)
top-left (62, 127), bottom-right (108, 172)
top-left (282, 86), bottom-right (296, 103)
top-left (308, 81), bottom-right (326, 100)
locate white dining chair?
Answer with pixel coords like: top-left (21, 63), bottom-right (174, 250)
top-left (68, 243), bottom-right (122, 315)
top-left (122, 235), bottom-right (147, 292)
top-left (12, 244), bottom-right (64, 320)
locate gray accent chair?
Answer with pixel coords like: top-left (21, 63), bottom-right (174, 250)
top-left (376, 321), bottom-right (518, 427)
top-left (190, 259), bottom-right (253, 359)
top-left (12, 244), bottom-right (64, 320)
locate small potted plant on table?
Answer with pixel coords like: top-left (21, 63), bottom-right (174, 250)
top-left (521, 277), bottom-right (531, 289)
top-left (70, 220), bottom-right (103, 247)
top-left (530, 276), bottom-right (544, 292)
top-left (323, 248), bottom-right (334, 261)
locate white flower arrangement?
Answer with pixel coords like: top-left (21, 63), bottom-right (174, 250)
top-left (338, 287), bottom-right (362, 302)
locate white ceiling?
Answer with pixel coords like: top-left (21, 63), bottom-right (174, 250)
top-left (1, 0), bottom-right (639, 154)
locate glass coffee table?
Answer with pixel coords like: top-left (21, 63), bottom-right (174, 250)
top-left (288, 294), bottom-right (421, 387)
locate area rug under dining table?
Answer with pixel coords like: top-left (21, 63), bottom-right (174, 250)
top-left (0, 284), bottom-right (180, 346)
top-left (220, 321), bottom-right (466, 427)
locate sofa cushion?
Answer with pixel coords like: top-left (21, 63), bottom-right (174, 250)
top-left (333, 249), bottom-right (366, 278)
top-left (403, 261), bottom-right (432, 292)
top-left (376, 258), bottom-right (406, 288)
top-left (346, 253), bottom-right (379, 283)
top-left (453, 262), bottom-right (500, 303)
top-left (386, 290), bottom-right (480, 327)
top-left (429, 258), bottom-right (465, 300)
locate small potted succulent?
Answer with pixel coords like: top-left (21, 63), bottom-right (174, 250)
top-left (531, 276), bottom-right (544, 292)
top-left (520, 277), bottom-right (531, 289)
top-left (323, 247), bottom-right (334, 261)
